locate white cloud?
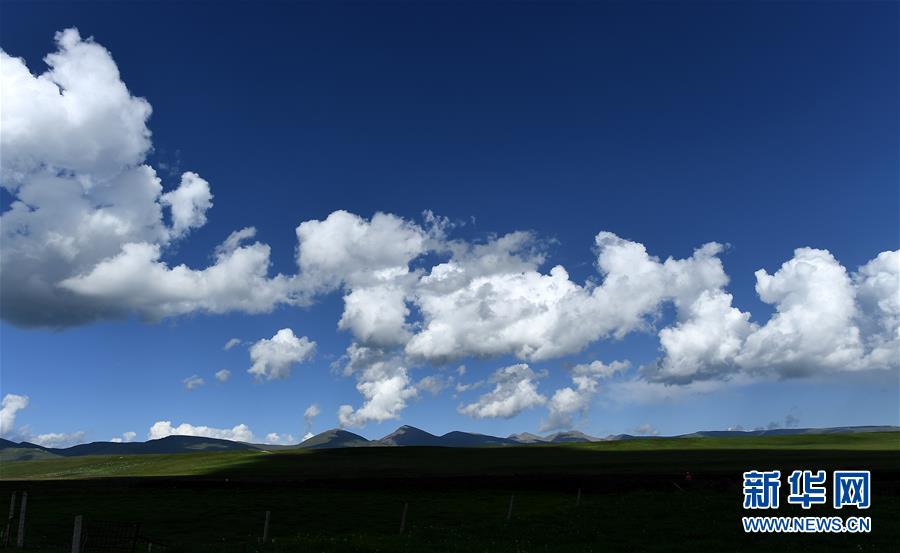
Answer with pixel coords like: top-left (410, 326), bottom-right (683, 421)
top-left (295, 210), bottom-right (432, 349)
top-left (654, 290), bottom-right (753, 383)
top-left (159, 171), bottom-right (212, 237)
top-left (304, 404), bottom-right (321, 422)
top-left (454, 379), bottom-right (486, 394)
top-left (223, 338), bottom-right (242, 351)
top-left (633, 423), bottom-right (659, 436)
top-left (248, 328), bottom-right (316, 380)
top-left (0, 29), bottom-right (302, 327)
top-left (264, 432), bottom-right (296, 445)
top-left (110, 431), bottom-right (136, 443)
top-left (339, 284), bottom-right (412, 348)
top-left (605, 377), bottom-right (740, 406)
top-left (458, 364), bottom-right (547, 419)
top-left (408, 265), bottom-right (582, 362)
top-left (31, 431), bottom-right (87, 448)
top-left (295, 210), bottom-right (429, 292)
top-left (148, 421), bottom-right (254, 442)
top-left (302, 432), bottom-right (315, 442)
top-left (573, 359), bottom-right (632, 380)
top-left (406, 235), bottom-right (729, 364)
top-left (854, 250), bottom-right (900, 368)
top-left (303, 403), bottom-right (321, 435)
top-left (0, 394), bottom-right (29, 437)
top-left (332, 342), bottom-right (389, 377)
top-left (542, 388), bottom-right (583, 431)
top-left (738, 248), bottom-right (863, 375)
top-left (1, 28), bottom-right (150, 183)
top-left (60, 239), bottom-right (300, 322)
top-left (541, 360), bottom-right (629, 431)
top-left (416, 374), bottom-right (453, 395)
top-left (215, 369), bottom-right (231, 383)
top-left (183, 375), bottom-right (204, 391)
top-left (0, 393), bottom-right (87, 446)
top-left (338, 350), bottom-right (417, 428)
top-left (649, 248), bottom-right (900, 384)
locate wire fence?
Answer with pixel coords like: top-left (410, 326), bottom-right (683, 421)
top-left (0, 477), bottom-right (746, 553)
top-left (79, 520), bottom-right (140, 553)
top-left (0, 504), bottom-right (171, 553)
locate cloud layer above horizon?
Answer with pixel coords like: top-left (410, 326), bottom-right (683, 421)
top-left (1, 30), bottom-right (897, 435)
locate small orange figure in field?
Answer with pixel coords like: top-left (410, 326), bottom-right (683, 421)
top-left (685, 471), bottom-right (693, 482)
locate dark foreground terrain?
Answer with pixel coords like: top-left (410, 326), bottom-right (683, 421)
top-left (1, 433), bottom-right (898, 552)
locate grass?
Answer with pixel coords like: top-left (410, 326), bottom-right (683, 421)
top-left (0, 432), bottom-right (897, 551)
top-left (3, 432), bottom-right (898, 481)
top-left (0, 450), bottom-right (261, 481)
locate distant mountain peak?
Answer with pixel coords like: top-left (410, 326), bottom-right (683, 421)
top-left (544, 430), bottom-right (598, 443)
top-left (392, 425), bottom-right (430, 434)
top-left (378, 425), bottom-right (441, 446)
top-left (299, 428), bottom-right (370, 449)
top-left (508, 432), bottom-right (547, 443)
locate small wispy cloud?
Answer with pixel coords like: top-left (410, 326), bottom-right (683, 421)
top-left (183, 375), bottom-right (205, 391)
top-left (633, 423), bottom-right (659, 436)
top-left (223, 338), bottom-right (242, 351)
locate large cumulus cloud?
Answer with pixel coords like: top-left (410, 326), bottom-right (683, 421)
top-left (0, 29), bottom-right (300, 326)
top-left (649, 247), bottom-right (900, 384)
top-left (406, 235), bottom-right (731, 363)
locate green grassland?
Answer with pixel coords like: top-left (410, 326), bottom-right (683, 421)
top-left (3, 432), bottom-right (898, 481)
top-left (0, 433), bottom-right (897, 552)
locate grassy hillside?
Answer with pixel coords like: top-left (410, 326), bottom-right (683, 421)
top-left (2, 432), bottom-right (897, 481)
top-left (0, 450), bottom-right (261, 480)
top-left (577, 431), bottom-right (900, 450)
top-left (0, 448), bottom-right (61, 463)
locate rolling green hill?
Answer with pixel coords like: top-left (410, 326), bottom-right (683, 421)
top-left (2, 432), bottom-right (897, 481)
top-left (0, 446), bottom-right (61, 462)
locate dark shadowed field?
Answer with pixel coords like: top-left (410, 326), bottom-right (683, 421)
top-left (1, 433), bottom-right (898, 552)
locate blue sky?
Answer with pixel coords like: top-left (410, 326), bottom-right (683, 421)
top-left (1, 1), bottom-right (897, 446)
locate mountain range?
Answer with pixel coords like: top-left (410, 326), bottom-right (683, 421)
top-left (2, 425), bottom-right (896, 461)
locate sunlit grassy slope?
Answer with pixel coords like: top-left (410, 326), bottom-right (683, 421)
top-left (2, 432), bottom-right (897, 481)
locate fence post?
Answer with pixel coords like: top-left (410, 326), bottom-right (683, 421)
top-left (262, 510), bottom-right (270, 543)
top-left (131, 522), bottom-right (141, 553)
top-left (71, 515), bottom-right (83, 553)
top-left (399, 502), bottom-right (408, 535)
top-left (16, 491), bottom-right (26, 548)
top-left (3, 491), bottom-right (15, 546)
top-left (576, 487), bottom-right (582, 507)
top-left (506, 494), bottom-right (515, 521)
